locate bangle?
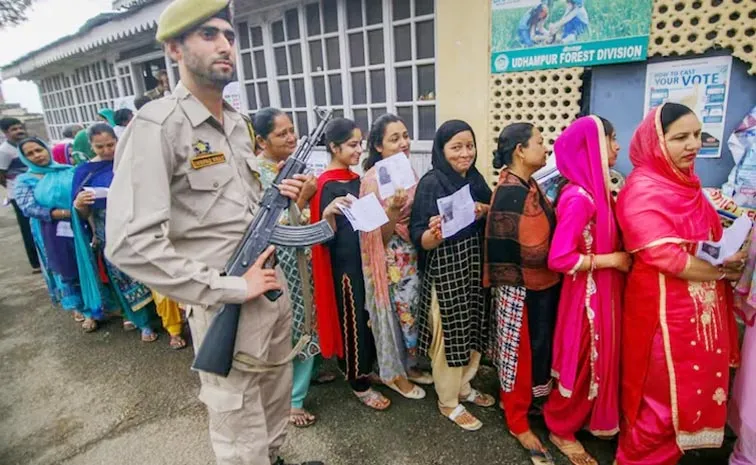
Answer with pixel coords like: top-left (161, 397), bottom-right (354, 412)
top-left (717, 271), bottom-right (726, 281)
top-left (588, 254), bottom-right (596, 273)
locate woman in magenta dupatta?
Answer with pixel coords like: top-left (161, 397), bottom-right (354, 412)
top-left (543, 116), bottom-right (630, 465)
top-left (616, 103), bottom-right (742, 465)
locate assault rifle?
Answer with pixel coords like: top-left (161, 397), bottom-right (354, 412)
top-left (192, 108), bottom-right (334, 377)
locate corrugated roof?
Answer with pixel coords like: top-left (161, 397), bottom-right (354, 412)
top-left (1, 0), bottom-right (167, 79)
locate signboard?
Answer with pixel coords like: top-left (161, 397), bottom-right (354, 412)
top-left (223, 81), bottom-right (242, 112)
top-left (113, 96), bottom-right (136, 112)
top-left (644, 56), bottom-right (732, 158)
top-left (491, 0), bottom-right (653, 73)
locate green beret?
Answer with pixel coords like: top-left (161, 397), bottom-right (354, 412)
top-left (156, 0), bottom-right (230, 42)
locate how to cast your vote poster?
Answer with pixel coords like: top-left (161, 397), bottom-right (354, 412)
top-left (490, 0), bottom-right (652, 73)
top-left (644, 56), bottom-right (733, 159)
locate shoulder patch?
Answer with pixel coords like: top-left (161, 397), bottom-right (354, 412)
top-left (135, 98), bottom-right (179, 125)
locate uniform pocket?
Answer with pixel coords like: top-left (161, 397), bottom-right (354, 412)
top-left (198, 384), bottom-right (243, 413)
top-left (185, 164), bottom-right (245, 222)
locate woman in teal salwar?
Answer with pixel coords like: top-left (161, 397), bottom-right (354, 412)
top-left (14, 137), bottom-right (102, 331)
top-left (72, 123), bottom-right (159, 342)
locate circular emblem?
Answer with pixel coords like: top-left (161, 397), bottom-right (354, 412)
top-left (494, 54), bottom-right (510, 72)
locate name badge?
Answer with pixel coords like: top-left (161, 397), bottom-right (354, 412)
top-left (190, 152), bottom-right (226, 170)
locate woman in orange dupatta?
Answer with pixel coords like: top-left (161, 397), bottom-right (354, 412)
top-left (616, 103), bottom-right (743, 465)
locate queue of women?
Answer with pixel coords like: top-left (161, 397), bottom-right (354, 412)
top-left (13, 100), bottom-right (755, 465)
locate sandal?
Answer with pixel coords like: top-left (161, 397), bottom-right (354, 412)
top-left (512, 431), bottom-right (555, 465)
top-left (312, 372), bottom-right (337, 385)
top-left (169, 335), bottom-right (187, 350)
top-left (407, 370), bottom-right (434, 385)
top-left (459, 389), bottom-right (496, 408)
top-left (354, 388), bottom-right (391, 411)
top-left (141, 329), bottom-right (158, 343)
top-left (443, 404), bottom-right (482, 431)
top-left (549, 434), bottom-right (597, 465)
top-left (72, 311), bottom-right (86, 323)
top-left (289, 409), bottom-right (316, 428)
top-left (82, 319), bottom-right (98, 332)
top-left (122, 321), bottom-right (137, 331)
top-left (385, 381), bottom-right (426, 400)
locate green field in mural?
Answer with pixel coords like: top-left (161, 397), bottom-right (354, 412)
top-left (491, 0), bottom-right (653, 73)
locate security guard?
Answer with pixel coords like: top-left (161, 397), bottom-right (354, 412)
top-left (105, 1), bottom-right (322, 464)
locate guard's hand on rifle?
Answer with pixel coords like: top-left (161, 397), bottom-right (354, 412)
top-left (276, 161), bottom-right (308, 201)
top-left (242, 246), bottom-right (282, 301)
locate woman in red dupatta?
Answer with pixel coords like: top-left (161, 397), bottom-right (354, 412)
top-left (544, 116), bottom-right (630, 465)
top-left (616, 103), bottom-right (743, 465)
top-left (310, 118), bottom-right (391, 410)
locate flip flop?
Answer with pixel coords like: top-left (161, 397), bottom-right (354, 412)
top-left (354, 388), bottom-right (391, 411)
top-left (510, 431), bottom-right (555, 465)
top-left (122, 321), bottom-right (137, 331)
top-left (169, 335), bottom-right (187, 350)
top-left (549, 434), bottom-right (597, 465)
top-left (385, 381), bottom-right (426, 400)
top-left (444, 404), bottom-right (482, 431)
top-left (459, 389), bottom-right (496, 407)
top-left (289, 409), bottom-right (316, 428)
top-left (82, 319), bottom-right (98, 333)
top-left (72, 311), bottom-right (86, 323)
top-left (311, 372), bottom-right (337, 385)
top-left (141, 330), bottom-right (158, 343)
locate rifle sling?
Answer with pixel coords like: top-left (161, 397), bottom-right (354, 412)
top-left (232, 204), bottom-right (316, 373)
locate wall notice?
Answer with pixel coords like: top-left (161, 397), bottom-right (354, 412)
top-left (490, 0), bottom-right (652, 73)
top-left (644, 56), bottom-right (733, 159)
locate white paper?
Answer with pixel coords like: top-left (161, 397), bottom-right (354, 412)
top-left (337, 193), bottom-right (389, 232)
top-left (374, 153), bottom-right (417, 200)
top-left (83, 187), bottom-right (109, 199)
top-left (644, 56), bottom-right (732, 158)
top-left (696, 215), bottom-right (752, 265)
top-left (56, 221), bottom-right (74, 238)
top-left (436, 184), bottom-right (477, 239)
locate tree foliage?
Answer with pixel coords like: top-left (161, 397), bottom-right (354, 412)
top-left (0, 0), bottom-right (35, 29)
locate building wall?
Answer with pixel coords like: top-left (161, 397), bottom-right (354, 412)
top-left (436, 0), bottom-right (492, 179)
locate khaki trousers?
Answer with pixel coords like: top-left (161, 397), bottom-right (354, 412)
top-left (428, 288), bottom-right (481, 410)
top-left (187, 295), bottom-right (293, 465)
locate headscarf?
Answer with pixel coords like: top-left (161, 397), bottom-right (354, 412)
top-left (430, 120), bottom-right (492, 200)
top-left (16, 137), bottom-right (72, 178)
top-left (51, 142), bottom-right (71, 165)
top-left (617, 104), bottom-right (722, 252)
top-left (550, 115), bottom-right (621, 433)
top-left (97, 108), bottom-right (116, 126)
top-left (309, 168), bottom-right (360, 359)
top-left (71, 130), bottom-right (95, 165)
top-left (554, 116), bottom-right (618, 256)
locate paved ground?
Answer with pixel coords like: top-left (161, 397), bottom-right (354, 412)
top-left (0, 201), bottom-right (735, 465)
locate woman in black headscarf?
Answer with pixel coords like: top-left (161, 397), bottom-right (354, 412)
top-left (410, 120), bottom-right (494, 431)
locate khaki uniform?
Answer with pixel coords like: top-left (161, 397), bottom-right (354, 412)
top-left (106, 82), bottom-right (292, 465)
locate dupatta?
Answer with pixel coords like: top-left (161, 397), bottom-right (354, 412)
top-left (359, 160), bottom-right (418, 308)
top-left (551, 115), bottom-right (621, 434)
top-left (617, 106), bottom-right (722, 252)
top-left (310, 168), bottom-right (360, 358)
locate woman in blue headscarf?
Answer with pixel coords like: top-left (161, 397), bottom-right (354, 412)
top-left (14, 137), bottom-right (103, 331)
top-left (72, 124), bottom-right (159, 342)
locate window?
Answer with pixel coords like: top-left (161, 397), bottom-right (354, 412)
top-left (118, 65), bottom-right (135, 96)
top-left (39, 74), bottom-right (79, 140)
top-left (72, 60), bottom-right (120, 125)
top-left (236, 0), bottom-right (436, 141)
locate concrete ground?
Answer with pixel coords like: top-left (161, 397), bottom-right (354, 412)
top-left (0, 202), bottom-right (734, 465)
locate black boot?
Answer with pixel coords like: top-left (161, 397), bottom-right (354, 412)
top-left (272, 457), bottom-right (324, 465)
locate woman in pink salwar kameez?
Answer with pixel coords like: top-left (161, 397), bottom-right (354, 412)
top-left (543, 116), bottom-right (630, 465)
top-left (616, 103), bottom-right (742, 465)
